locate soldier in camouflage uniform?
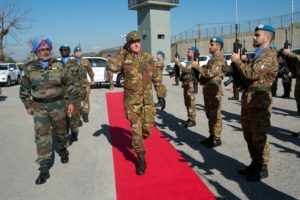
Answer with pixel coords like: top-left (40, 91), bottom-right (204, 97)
top-left (108, 30), bottom-right (166, 175)
top-left (231, 25), bottom-right (278, 181)
top-left (107, 54), bottom-right (114, 91)
top-left (154, 50), bottom-right (166, 110)
top-left (283, 47), bottom-right (300, 137)
top-left (192, 37), bottom-right (227, 148)
top-left (73, 46), bottom-right (94, 123)
top-left (19, 37), bottom-right (78, 185)
top-left (174, 46), bottom-right (198, 127)
top-left (62, 46), bottom-right (89, 142)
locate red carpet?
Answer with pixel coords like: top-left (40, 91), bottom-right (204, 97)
top-left (106, 92), bottom-right (215, 200)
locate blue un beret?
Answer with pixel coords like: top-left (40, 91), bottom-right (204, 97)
top-left (74, 46), bottom-right (81, 52)
top-left (210, 37), bottom-right (224, 44)
top-left (156, 50), bottom-right (165, 56)
top-left (255, 24), bottom-right (275, 34)
top-left (188, 46), bottom-right (199, 52)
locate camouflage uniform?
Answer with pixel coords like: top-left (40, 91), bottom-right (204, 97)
top-left (193, 52), bottom-right (226, 140)
top-left (287, 53), bottom-right (300, 119)
top-left (108, 49), bottom-right (166, 153)
top-left (19, 59), bottom-right (78, 166)
top-left (65, 58), bottom-right (88, 134)
top-left (234, 48), bottom-right (278, 165)
top-left (108, 69), bottom-right (114, 89)
top-left (78, 58), bottom-right (94, 116)
top-left (154, 59), bottom-right (167, 101)
top-left (176, 60), bottom-right (196, 122)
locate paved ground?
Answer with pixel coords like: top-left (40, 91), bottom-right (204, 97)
top-left (0, 74), bottom-right (299, 200)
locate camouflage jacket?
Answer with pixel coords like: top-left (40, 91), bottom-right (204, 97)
top-left (65, 58), bottom-right (90, 89)
top-left (176, 59), bottom-right (194, 85)
top-left (234, 48), bottom-right (278, 89)
top-left (108, 49), bottom-right (164, 106)
top-left (153, 60), bottom-right (164, 85)
top-left (78, 58), bottom-right (94, 83)
top-left (287, 52), bottom-right (300, 77)
top-left (193, 52), bottom-right (226, 84)
top-left (19, 59), bottom-right (78, 109)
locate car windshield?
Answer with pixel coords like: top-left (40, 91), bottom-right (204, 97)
top-left (180, 57), bottom-right (186, 62)
top-left (198, 56), bottom-right (208, 61)
top-left (0, 65), bottom-right (8, 70)
top-left (88, 58), bottom-right (107, 68)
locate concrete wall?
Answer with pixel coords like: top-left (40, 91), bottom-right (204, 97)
top-left (138, 6), bottom-right (172, 64)
top-left (172, 24), bottom-right (300, 59)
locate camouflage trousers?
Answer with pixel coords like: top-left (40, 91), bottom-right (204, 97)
top-left (125, 103), bottom-right (156, 153)
top-left (32, 100), bottom-right (69, 166)
top-left (241, 93), bottom-right (271, 165)
top-left (183, 83), bottom-right (196, 121)
top-left (154, 82), bottom-right (167, 99)
top-left (68, 100), bottom-right (81, 133)
top-left (108, 70), bottom-right (114, 86)
top-left (81, 86), bottom-right (91, 114)
top-left (204, 93), bottom-right (222, 139)
top-left (294, 79), bottom-right (300, 116)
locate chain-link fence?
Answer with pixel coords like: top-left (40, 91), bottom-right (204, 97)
top-left (172, 12), bottom-right (300, 44)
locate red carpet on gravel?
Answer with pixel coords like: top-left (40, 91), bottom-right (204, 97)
top-left (106, 92), bottom-right (215, 200)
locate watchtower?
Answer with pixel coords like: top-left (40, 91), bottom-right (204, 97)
top-left (128, 0), bottom-right (179, 64)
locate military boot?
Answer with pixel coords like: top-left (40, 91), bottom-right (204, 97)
top-left (247, 163), bottom-right (268, 181)
top-left (239, 161), bottom-right (255, 176)
top-left (82, 113), bottom-right (89, 122)
top-left (200, 135), bottom-right (213, 145)
top-left (228, 87), bottom-right (239, 100)
top-left (292, 132), bottom-right (300, 137)
top-left (205, 138), bottom-right (222, 148)
top-left (70, 131), bottom-right (78, 142)
top-left (35, 165), bottom-right (50, 185)
top-left (136, 152), bottom-right (146, 175)
top-left (159, 97), bottom-right (166, 111)
top-left (59, 148), bottom-right (69, 164)
top-left (183, 119), bottom-right (196, 128)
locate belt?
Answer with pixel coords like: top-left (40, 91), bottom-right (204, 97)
top-left (33, 95), bottom-right (64, 103)
top-left (207, 80), bottom-right (222, 85)
top-left (247, 86), bottom-right (271, 93)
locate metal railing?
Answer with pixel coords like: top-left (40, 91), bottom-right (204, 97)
top-left (128, 0), bottom-right (179, 8)
top-left (172, 12), bottom-right (300, 43)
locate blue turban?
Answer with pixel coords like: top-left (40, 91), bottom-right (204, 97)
top-left (32, 37), bottom-right (52, 55)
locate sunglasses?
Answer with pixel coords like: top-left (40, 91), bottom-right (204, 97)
top-left (60, 48), bottom-right (69, 52)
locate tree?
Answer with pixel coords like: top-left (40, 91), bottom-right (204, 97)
top-left (0, 2), bottom-right (30, 62)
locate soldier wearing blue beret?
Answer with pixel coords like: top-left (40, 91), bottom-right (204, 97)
top-left (231, 24), bottom-right (278, 181)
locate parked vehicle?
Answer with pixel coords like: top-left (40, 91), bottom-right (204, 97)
top-left (85, 57), bottom-right (108, 86)
top-left (0, 63), bottom-right (20, 86)
top-left (165, 55), bottom-right (210, 75)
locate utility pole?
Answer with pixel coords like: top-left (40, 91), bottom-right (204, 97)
top-left (291, 0), bottom-right (294, 47)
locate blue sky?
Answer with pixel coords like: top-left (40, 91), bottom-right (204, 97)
top-left (2, 0), bottom-right (299, 61)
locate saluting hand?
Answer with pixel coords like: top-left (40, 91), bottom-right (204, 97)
top-left (67, 104), bottom-right (74, 115)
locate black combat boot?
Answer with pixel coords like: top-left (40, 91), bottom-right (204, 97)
top-left (35, 165), bottom-right (50, 185)
top-left (183, 119), bottom-right (196, 128)
top-left (292, 132), bottom-right (300, 137)
top-left (239, 161), bottom-right (255, 176)
top-left (200, 135), bottom-right (213, 145)
top-left (173, 77), bottom-right (179, 86)
top-left (247, 163), bottom-right (268, 181)
top-left (70, 131), bottom-right (78, 142)
top-left (59, 148), bottom-right (69, 164)
top-left (228, 86), bottom-right (239, 100)
top-left (82, 113), bottom-right (89, 122)
top-left (159, 97), bottom-right (166, 111)
top-left (205, 138), bottom-right (222, 148)
top-left (136, 152), bottom-right (146, 175)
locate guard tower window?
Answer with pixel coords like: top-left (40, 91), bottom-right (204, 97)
top-left (158, 34), bottom-right (165, 39)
